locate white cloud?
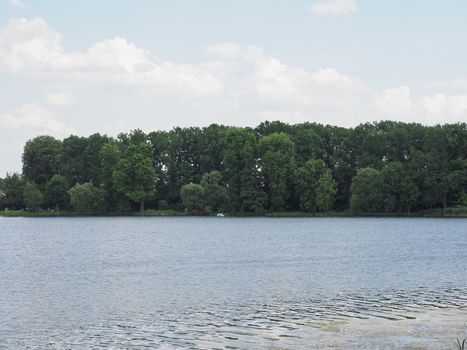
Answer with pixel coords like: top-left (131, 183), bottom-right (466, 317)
top-left (374, 86), bottom-right (412, 117)
top-left (0, 103), bottom-right (73, 135)
top-left (0, 18), bottom-right (223, 97)
top-left (375, 86), bottom-right (467, 124)
top-left (8, 0), bottom-right (24, 8)
top-left (419, 94), bottom-right (467, 119)
top-left (206, 43), bottom-right (365, 109)
top-left (0, 17), bottom-right (464, 135)
top-left (45, 92), bottom-right (76, 106)
top-left (309, 0), bottom-right (357, 16)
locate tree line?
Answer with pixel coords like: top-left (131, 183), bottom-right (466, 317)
top-left (0, 120), bottom-right (466, 214)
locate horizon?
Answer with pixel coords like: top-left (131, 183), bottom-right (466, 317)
top-left (1, 0), bottom-right (467, 175)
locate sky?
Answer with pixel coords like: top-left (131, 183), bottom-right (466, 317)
top-left (1, 0), bottom-right (467, 176)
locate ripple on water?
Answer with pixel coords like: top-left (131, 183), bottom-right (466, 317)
top-left (2, 286), bottom-right (466, 349)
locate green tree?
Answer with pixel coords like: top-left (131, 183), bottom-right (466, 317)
top-left (293, 127), bottom-right (324, 164)
top-left (180, 183), bottom-right (205, 213)
top-left (315, 170), bottom-right (337, 212)
top-left (69, 182), bottom-right (106, 212)
top-left (200, 171), bottom-right (231, 213)
top-left (381, 161), bottom-right (419, 213)
top-left (258, 132), bottom-right (295, 211)
top-left (0, 173), bottom-right (25, 210)
top-left (113, 143), bottom-right (156, 211)
top-left (223, 128), bottom-right (266, 212)
top-left (84, 133), bottom-right (109, 185)
top-left (61, 135), bottom-right (88, 185)
top-left (350, 168), bottom-right (392, 213)
top-left (295, 159), bottom-right (336, 212)
top-left (22, 136), bottom-right (62, 186)
top-left (44, 175), bottom-right (69, 211)
top-left (23, 181), bottom-right (43, 210)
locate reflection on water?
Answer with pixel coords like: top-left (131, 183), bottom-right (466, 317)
top-left (0, 217), bottom-right (466, 349)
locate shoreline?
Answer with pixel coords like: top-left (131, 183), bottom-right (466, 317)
top-left (1, 209), bottom-right (466, 218)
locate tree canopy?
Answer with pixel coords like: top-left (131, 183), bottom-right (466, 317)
top-left (1, 121), bottom-right (465, 215)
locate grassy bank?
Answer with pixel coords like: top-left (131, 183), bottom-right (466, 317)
top-left (1, 207), bottom-right (466, 218)
top-left (0, 209), bottom-right (187, 217)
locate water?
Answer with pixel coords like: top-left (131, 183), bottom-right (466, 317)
top-left (0, 217), bottom-right (466, 349)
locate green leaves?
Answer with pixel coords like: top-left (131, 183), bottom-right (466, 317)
top-left (258, 132), bottom-right (295, 211)
top-left (113, 143), bottom-right (156, 211)
top-left (69, 182), bottom-right (106, 212)
top-left (44, 175), bottom-right (69, 211)
top-left (295, 159), bottom-right (336, 212)
top-left (6, 121), bottom-right (467, 214)
top-left (180, 183), bottom-right (205, 213)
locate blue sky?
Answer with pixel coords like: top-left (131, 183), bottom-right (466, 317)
top-left (1, 0), bottom-right (467, 175)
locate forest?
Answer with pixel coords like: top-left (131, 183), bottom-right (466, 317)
top-left (0, 120), bottom-right (466, 215)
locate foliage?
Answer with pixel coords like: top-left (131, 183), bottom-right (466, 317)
top-left (158, 200), bottom-right (169, 210)
top-left (23, 181), bottom-right (43, 210)
top-left (350, 168), bottom-right (389, 213)
top-left (315, 170), bottom-right (337, 211)
top-left (44, 175), bottom-right (69, 211)
top-left (180, 183), bottom-right (205, 213)
top-left (69, 183), bottom-right (106, 212)
top-left (0, 173), bottom-right (25, 210)
top-left (22, 136), bottom-right (62, 186)
top-left (4, 120), bottom-right (465, 215)
top-left (258, 132), bottom-right (295, 211)
top-left (200, 171), bottom-right (231, 213)
top-left (223, 128), bottom-right (266, 212)
top-left (295, 159), bottom-right (337, 212)
top-left (113, 143), bottom-right (155, 211)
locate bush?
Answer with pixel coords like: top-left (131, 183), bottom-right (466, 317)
top-left (158, 200), bottom-right (169, 210)
top-left (69, 182), bottom-right (106, 212)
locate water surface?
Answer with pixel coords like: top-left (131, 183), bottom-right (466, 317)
top-left (0, 217), bottom-right (466, 349)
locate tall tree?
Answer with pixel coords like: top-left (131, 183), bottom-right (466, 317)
top-left (84, 133), bottom-right (109, 185)
top-left (23, 181), bottom-right (43, 210)
top-left (223, 128), bottom-right (266, 212)
top-left (315, 170), bottom-right (337, 212)
top-left (61, 135), bottom-right (88, 185)
top-left (200, 171), bottom-right (231, 213)
top-left (258, 132), bottom-right (295, 211)
top-left (381, 161), bottom-right (419, 213)
top-left (350, 168), bottom-right (392, 213)
top-left (22, 136), bottom-right (62, 186)
top-left (295, 159), bottom-right (336, 212)
top-left (44, 175), bottom-right (69, 211)
top-left (113, 143), bottom-right (156, 211)
top-left (0, 173), bottom-right (25, 210)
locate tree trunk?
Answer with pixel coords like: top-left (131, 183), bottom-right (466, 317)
top-left (56, 203), bottom-right (59, 211)
top-left (140, 200), bottom-right (145, 212)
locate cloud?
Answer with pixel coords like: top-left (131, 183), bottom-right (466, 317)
top-left (419, 94), bottom-right (467, 119)
top-left (8, 0), bottom-right (24, 8)
top-left (0, 18), bottom-right (223, 97)
top-left (206, 43), bottom-right (366, 110)
top-left (374, 86), bottom-right (412, 117)
top-left (0, 102), bottom-right (73, 134)
top-left (375, 87), bottom-right (467, 124)
top-left (309, 0), bottom-right (357, 16)
top-left (45, 92), bottom-right (76, 106)
top-left (0, 17), bottom-right (464, 131)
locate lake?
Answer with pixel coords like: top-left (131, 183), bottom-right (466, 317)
top-left (0, 217), bottom-right (466, 349)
